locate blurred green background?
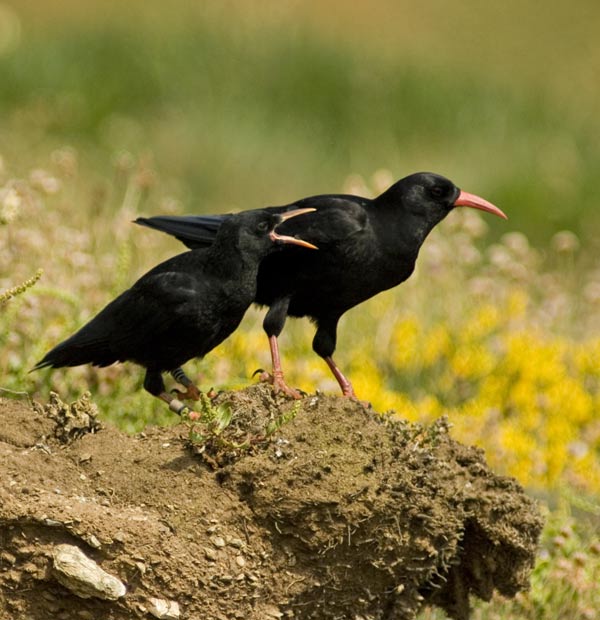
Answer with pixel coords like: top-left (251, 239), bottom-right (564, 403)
top-left (1, 0), bottom-right (599, 244)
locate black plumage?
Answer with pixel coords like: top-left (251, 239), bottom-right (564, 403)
top-left (34, 208), bottom-right (316, 415)
top-left (135, 172), bottom-right (507, 399)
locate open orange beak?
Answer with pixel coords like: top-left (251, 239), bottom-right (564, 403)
top-left (270, 208), bottom-right (319, 249)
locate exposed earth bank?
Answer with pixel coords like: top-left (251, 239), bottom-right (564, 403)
top-left (0, 385), bottom-right (543, 620)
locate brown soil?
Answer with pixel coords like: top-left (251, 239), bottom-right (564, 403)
top-left (0, 385), bottom-right (543, 620)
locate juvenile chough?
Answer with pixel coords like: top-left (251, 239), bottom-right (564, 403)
top-left (135, 172), bottom-right (507, 400)
top-left (34, 208), bottom-right (316, 415)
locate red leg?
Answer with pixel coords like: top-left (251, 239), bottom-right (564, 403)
top-left (324, 355), bottom-right (357, 398)
top-left (258, 335), bottom-right (303, 399)
top-left (324, 356), bottom-right (370, 406)
top-left (324, 357), bottom-right (370, 407)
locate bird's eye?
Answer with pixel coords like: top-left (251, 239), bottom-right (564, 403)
top-left (257, 221), bottom-right (270, 233)
top-left (430, 186), bottom-right (445, 198)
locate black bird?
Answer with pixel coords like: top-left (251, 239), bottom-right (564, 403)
top-left (135, 172), bottom-right (507, 400)
top-left (33, 208), bottom-right (317, 416)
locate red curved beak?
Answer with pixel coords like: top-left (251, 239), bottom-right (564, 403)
top-left (454, 191), bottom-right (507, 220)
top-left (269, 207), bottom-right (319, 249)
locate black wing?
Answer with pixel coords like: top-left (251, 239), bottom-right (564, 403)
top-left (274, 195), bottom-right (369, 247)
top-left (33, 269), bottom-right (202, 371)
top-left (134, 194), bottom-right (370, 249)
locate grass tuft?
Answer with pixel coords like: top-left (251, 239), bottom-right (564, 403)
top-left (0, 269), bottom-right (43, 307)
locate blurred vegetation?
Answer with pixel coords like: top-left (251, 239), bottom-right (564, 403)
top-left (1, 2), bottom-right (599, 618)
top-left (1, 1), bottom-right (600, 242)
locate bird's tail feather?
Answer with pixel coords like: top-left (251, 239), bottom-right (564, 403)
top-left (134, 214), bottom-right (225, 249)
top-left (32, 328), bottom-right (116, 371)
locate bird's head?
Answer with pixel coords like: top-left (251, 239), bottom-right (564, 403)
top-left (380, 172), bottom-right (507, 229)
top-left (231, 208), bottom-right (318, 257)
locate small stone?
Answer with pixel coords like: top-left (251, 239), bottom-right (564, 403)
top-left (1, 551), bottom-right (16, 565)
top-left (86, 535), bottom-right (101, 549)
top-left (113, 530), bottom-right (127, 543)
top-left (79, 453), bottom-right (92, 464)
top-left (235, 555), bottom-right (246, 568)
top-left (148, 598), bottom-right (180, 619)
top-left (7, 569), bottom-right (20, 583)
top-left (204, 548), bottom-right (218, 562)
top-left (23, 562), bottom-right (38, 574)
top-left (210, 535), bottom-right (226, 548)
top-left (52, 544), bottom-right (126, 600)
top-left (227, 537), bottom-right (244, 549)
top-left (263, 605), bottom-right (283, 618)
top-left (135, 561), bottom-right (146, 575)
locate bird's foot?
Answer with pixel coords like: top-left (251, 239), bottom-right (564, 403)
top-left (340, 386), bottom-right (371, 409)
top-left (272, 376), bottom-right (304, 400)
top-left (348, 395), bottom-right (372, 409)
top-left (253, 368), bottom-right (304, 400)
top-left (171, 383), bottom-right (201, 401)
top-left (323, 356), bottom-right (370, 407)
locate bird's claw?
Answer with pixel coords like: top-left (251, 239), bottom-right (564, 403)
top-left (253, 368), bottom-right (304, 400)
top-left (338, 386), bottom-right (370, 408)
top-left (273, 379), bottom-right (304, 400)
top-left (350, 396), bottom-right (372, 409)
top-left (170, 384), bottom-right (201, 401)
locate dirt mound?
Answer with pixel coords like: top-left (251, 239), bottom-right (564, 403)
top-left (0, 386), bottom-right (543, 620)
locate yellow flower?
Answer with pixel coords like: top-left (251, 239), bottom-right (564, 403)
top-left (450, 345), bottom-right (496, 380)
top-left (506, 289), bottom-right (529, 320)
top-left (422, 325), bottom-right (452, 367)
top-left (390, 316), bottom-right (420, 369)
top-left (462, 303), bottom-right (501, 341)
